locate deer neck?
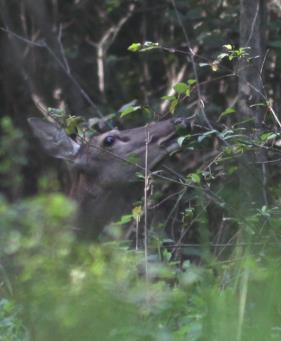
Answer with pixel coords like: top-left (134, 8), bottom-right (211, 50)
top-left (69, 171), bottom-right (141, 239)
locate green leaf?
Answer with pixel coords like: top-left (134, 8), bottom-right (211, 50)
top-left (128, 41), bottom-right (159, 53)
top-left (135, 172), bottom-right (145, 180)
top-left (128, 43), bottom-right (142, 52)
top-left (47, 107), bottom-right (66, 119)
top-left (169, 99), bottom-right (178, 114)
top-left (187, 79), bottom-right (197, 86)
top-left (65, 116), bottom-right (84, 135)
top-left (183, 208), bottom-right (194, 219)
top-left (217, 53), bottom-right (229, 60)
top-left (119, 105), bottom-right (141, 118)
top-left (211, 62), bottom-right (220, 71)
top-left (199, 63), bottom-right (210, 67)
top-left (223, 44), bottom-right (233, 50)
top-left (260, 132), bottom-right (278, 142)
top-left (217, 107), bottom-right (236, 122)
top-left (177, 135), bottom-right (191, 147)
top-left (139, 41), bottom-right (159, 52)
top-left (185, 88), bottom-right (191, 97)
top-left (115, 214), bottom-right (133, 225)
top-left (174, 82), bottom-right (188, 94)
top-left (161, 95), bottom-right (176, 101)
top-left (198, 130), bottom-right (217, 143)
top-left (249, 102), bottom-right (267, 108)
top-left (190, 173), bottom-right (201, 184)
top-left (132, 206), bottom-right (142, 221)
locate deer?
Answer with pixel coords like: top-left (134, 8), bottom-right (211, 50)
top-left (28, 117), bottom-right (190, 239)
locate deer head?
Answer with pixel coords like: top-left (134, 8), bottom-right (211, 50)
top-left (28, 117), bottom-right (189, 238)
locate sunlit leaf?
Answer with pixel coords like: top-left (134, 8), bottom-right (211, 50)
top-left (199, 63), bottom-right (210, 67)
top-left (260, 132), bottom-right (278, 142)
top-left (65, 116), bottom-right (84, 135)
top-left (128, 41), bottom-right (159, 53)
top-left (161, 95), bottom-right (176, 101)
top-left (128, 43), bottom-right (141, 52)
top-left (211, 62), bottom-right (220, 71)
top-left (119, 105), bottom-right (141, 118)
top-left (177, 135), bottom-right (191, 147)
top-left (174, 82), bottom-right (188, 94)
top-left (140, 41), bottom-right (159, 52)
top-left (189, 173), bottom-right (201, 184)
top-left (223, 44), bottom-right (233, 50)
top-left (132, 206), bottom-right (142, 222)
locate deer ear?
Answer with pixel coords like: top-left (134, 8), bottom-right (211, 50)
top-left (28, 117), bottom-right (80, 160)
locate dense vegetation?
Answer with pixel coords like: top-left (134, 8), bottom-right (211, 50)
top-left (0, 1), bottom-right (281, 340)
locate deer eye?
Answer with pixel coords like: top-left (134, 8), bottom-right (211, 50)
top-left (103, 135), bottom-right (116, 147)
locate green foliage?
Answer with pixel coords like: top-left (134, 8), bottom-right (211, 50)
top-left (0, 117), bottom-right (27, 197)
top-left (127, 42), bottom-right (142, 52)
top-left (174, 82), bottom-right (189, 94)
top-left (47, 108), bottom-right (86, 137)
top-left (187, 172), bottom-right (201, 184)
top-left (0, 299), bottom-right (27, 341)
top-left (218, 44), bottom-right (250, 62)
top-left (174, 80), bottom-right (197, 97)
top-left (200, 45), bottom-right (251, 72)
top-left (119, 104), bottom-right (141, 118)
top-left (0, 194), bottom-right (202, 340)
top-left (165, 80), bottom-right (197, 114)
top-left (1, 1), bottom-right (281, 340)
top-left (128, 41), bottom-right (160, 53)
top-left (0, 192), bottom-right (280, 340)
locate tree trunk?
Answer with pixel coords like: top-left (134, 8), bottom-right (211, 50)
top-left (238, 0), bottom-right (268, 211)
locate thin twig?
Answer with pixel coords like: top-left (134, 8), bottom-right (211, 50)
top-left (144, 125), bottom-right (150, 280)
top-left (246, 1), bottom-right (260, 47)
top-left (57, 24), bottom-right (70, 74)
top-left (260, 48), bottom-right (269, 74)
top-left (170, 0), bottom-right (214, 130)
top-left (149, 189), bottom-right (185, 209)
top-left (135, 217), bottom-right (139, 251)
top-left (1, 26), bottom-right (105, 119)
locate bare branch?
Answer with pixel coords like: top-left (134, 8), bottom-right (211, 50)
top-left (57, 24), bottom-right (70, 74)
top-left (246, 1), bottom-right (260, 47)
top-left (86, 3), bottom-right (136, 98)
